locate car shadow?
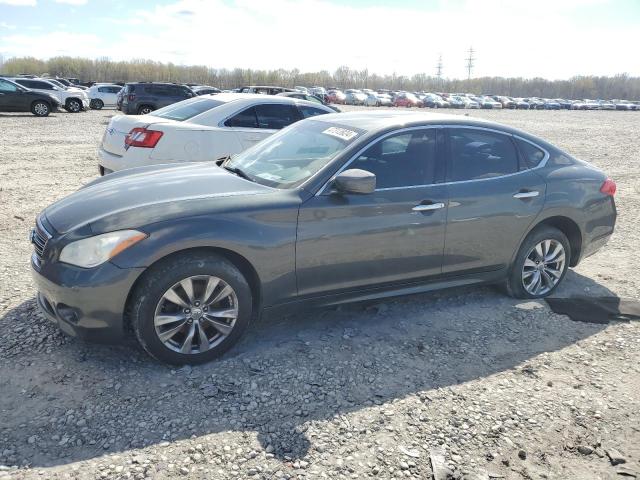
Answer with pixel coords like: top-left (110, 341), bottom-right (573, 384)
top-left (0, 270), bottom-right (622, 468)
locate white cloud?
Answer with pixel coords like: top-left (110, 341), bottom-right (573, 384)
top-left (1, 0), bottom-right (636, 79)
top-left (0, 0), bottom-right (36, 5)
top-left (0, 22), bottom-right (18, 29)
top-left (53, 0), bottom-right (87, 4)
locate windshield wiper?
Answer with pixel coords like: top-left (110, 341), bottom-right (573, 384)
top-left (223, 164), bottom-right (252, 181)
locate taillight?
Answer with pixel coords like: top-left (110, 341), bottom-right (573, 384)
top-left (600, 178), bottom-right (616, 196)
top-left (128, 93), bottom-right (136, 101)
top-left (124, 127), bottom-right (163, 148)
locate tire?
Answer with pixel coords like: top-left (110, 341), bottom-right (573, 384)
top-left (130, 252), bottom-right (253, 365)
top-left (31, 101), bottom-right (50, 117)
top-left (506, 226), bottom-right (571, 299)
top-left (91, 99), bottom-right (104, 110)
top-left (65, 98), bottom-right (82, 113)
top-left (138, 105), bottom-right (153, 115)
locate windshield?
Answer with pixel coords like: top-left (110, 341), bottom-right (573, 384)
top-left (226, 120), bottom-right (364, 189)
top-left (48, 79), bottom-right (66, 89)
top-left (149, 98), bottom-right (225, 121)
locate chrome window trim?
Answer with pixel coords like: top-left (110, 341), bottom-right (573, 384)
top-left (313, 125), bottom-right (551, 195)
top-left (315, 125), bottom-right (443, 196)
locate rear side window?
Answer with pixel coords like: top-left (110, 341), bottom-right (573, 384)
top-left (225, 107), bottom-right (258, 128)
top-left (255, 104), bottom-right (299, 129)
top-left (151, 98), bottom-right (224, 121)
top-left (448, 128), bottom-right (518, 181)
top-left (299, 105), bottom-right (328, 119)
top-left (34, 81), bottom-right (54, 90)
top-left (515, 138), bottom-right (546, 169)
top-left (144, 84), bottom-right (170, 95)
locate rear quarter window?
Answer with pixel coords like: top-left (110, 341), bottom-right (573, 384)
top-left (515, 138), bottom-right (546, 169)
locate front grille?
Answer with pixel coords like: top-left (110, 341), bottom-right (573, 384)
top-left (32, 218), bottom-right (51, 263)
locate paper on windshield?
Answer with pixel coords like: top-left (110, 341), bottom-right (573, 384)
top-left (322, 127), bottom-right (358, 141)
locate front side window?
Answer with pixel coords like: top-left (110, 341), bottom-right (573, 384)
top-left (515, 138), bottom-right (546, 169)
top-left (351, 129), bottom-right (437, 189)
top-left (448, 128), bottom-right (518, 181)
top-left (226, 120), bottom-right (363, 188)
top-left (254, 104), bottom-right (299, 129)
top-left (0, 79), bottom-right (19, 92)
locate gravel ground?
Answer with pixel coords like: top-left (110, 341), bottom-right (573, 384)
top-left (0, 107), bottom-right (639, 480)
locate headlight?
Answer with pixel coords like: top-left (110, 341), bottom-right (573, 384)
top-left (59, 230), bottom-right (147, 268)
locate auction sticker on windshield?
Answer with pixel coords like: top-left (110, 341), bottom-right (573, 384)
top-left (322, 126), bottom-right (359, 141)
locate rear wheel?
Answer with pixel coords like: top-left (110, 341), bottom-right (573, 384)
top-left (138, 105), bottom-right (153, 115)
top-left (130, 253), bottom-right (253, 365)
top-left (31, 101), bottom-right (50, 117)
top-left (506, 226), bottom-right (570, 299)
top-left (91, 99), bottom-right (104, 110)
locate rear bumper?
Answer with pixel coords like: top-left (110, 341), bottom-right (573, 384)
top-left (32, 256), bottom-right (144, 343)
top-left (98, 146), bottom-right (153, 172)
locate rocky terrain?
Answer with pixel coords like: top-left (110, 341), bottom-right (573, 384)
top-left (0, 107), bottom-right (638, 479)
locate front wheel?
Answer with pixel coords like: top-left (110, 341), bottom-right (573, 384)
top-left (130, 253), bottom-right (253, 364)
top-left (65, 99), bottom-right (82, 113)
top-left (31, 101), bottom-right (50, 117)
top-left (506, 226), bottom-right (570, 299)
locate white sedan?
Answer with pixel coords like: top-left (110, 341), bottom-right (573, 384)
top-left (98, 93), bottom-right (335, 175)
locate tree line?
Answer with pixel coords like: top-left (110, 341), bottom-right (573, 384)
top-left (1, 56), bottom-right (639, 100)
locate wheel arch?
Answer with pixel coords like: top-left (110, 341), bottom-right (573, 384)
top-left (123, 246), bottom-right (262, 332)
top-left (522, 215), bottom-right (583, 267)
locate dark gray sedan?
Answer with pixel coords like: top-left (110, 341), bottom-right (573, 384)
top-left (31, 111), bottom-right (617, 364)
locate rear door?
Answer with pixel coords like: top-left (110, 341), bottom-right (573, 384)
top-left (442, 127), bottom-right (546, 274)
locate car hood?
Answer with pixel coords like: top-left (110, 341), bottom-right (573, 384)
top-left (44, 163), bottom-right (273, 234)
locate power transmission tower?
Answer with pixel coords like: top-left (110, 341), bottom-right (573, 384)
top-left (465, 47), bottom-right (475, 80)
top-left (436, 54), bottom-right (443, 80)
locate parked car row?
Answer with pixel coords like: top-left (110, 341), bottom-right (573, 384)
top-left (322, 88), bottom-right (640, 111)
top-left (0, 75), bottom-right (90, 115)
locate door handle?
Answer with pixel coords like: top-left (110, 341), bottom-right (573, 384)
top-left (412, 202), bottom-right (445, 212)
top-left (513, 190), bottom-right (539, 199)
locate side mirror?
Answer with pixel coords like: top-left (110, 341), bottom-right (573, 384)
top-left (333, 169), bottom-right (376, 194)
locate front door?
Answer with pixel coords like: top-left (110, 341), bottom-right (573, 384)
top-left (296, 128), bottom-right (448, 296)
top-left (442, 127), bottom-right (546, 274)
top-left (0, 79), bottom-right (25, 111)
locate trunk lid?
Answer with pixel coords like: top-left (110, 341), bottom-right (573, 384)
top-left (101, 114), bottom-right (177, 157)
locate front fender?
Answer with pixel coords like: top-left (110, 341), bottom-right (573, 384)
top-left (110, 210), bottom-right (299, 307)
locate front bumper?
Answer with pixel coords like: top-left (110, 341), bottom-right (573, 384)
top-left (32, 255), bottom-right (144, 343)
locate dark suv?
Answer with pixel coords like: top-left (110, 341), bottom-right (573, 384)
top-left (119, 82), bottom-right (195, 115)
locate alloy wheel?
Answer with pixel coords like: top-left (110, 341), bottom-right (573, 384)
top-left (33, 102), bottom-right (49, 116)
top-left (521, 239), bottom-right (566, 295)
top-left (154, 275), bottom-right (238, 354)
top-left (67, 100), bottom-right (81, 112)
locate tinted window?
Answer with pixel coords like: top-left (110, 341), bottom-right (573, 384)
top-left (0, 79), bottom-right (19, 92)
top-left (109, 86), bottom-right (122, 93)
top-left (169, 85), bottom-right (191, 97)
top-left (33, 81), bottom-right (54, 90)
top-left (448, 129), bottom-right (518, 181)
top-left (255, 104), bottom-right (299, 129)
top-left (144, 84), bottom-right (170, 95)
top-left (299, 105), bottom-right (328, 119)
top-left (98, 86), bottom-right (108, 93)
top-left (14, 79), bottom-right (32, 88)
top-left (225, 107), bottom-right (258, 128)
top-left (515, 138), bottom-right (546, 169)
top-left (352, 129), bottom-right (437, 189)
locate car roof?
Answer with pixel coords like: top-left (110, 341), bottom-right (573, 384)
top-left (310, 110), bottom-right (517, 133)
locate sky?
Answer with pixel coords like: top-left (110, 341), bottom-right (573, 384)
top-left (1, 0), bottom-right (639, 80)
